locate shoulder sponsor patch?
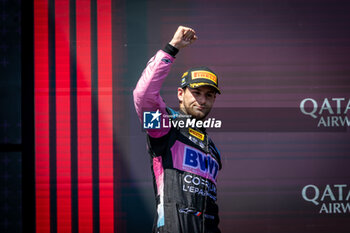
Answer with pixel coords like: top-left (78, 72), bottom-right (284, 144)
top-left (189, 128), bottom-right (204, 141)
top-left (161, 58), bottom-right (172, 64)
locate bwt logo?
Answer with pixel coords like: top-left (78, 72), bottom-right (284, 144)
top-left (143, 110), bottom-right (162, 129)
top-left (183, 147), bottom-right (219, 181)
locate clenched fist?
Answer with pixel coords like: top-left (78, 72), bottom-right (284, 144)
top-left (169, 26), bottom-right (198, 49)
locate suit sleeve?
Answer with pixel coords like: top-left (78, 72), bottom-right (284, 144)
top-left (133, 50), bottom-right (175, 138)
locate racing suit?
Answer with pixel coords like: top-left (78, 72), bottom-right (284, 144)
top-left (133, 46), bottom-right (222, 233)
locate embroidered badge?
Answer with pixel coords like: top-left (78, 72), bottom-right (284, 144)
top-left (189, 128), bottom-right (204, 141)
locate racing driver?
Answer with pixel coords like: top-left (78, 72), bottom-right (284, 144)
top-left (133, 25), bottom-right (222, 233)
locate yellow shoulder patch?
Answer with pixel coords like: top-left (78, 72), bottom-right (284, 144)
top-left (189, 128), bottom-right (205, 141)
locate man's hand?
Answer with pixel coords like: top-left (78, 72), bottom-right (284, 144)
top-left (169, 26), bottom-right (197, 50)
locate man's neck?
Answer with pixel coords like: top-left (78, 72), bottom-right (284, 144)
top-left (178, 107), bottom-right (207, 132)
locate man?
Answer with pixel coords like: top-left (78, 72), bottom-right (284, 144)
top-left (133, 26), bottom-right (222, 233)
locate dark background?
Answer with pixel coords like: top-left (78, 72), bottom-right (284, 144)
top-left (0, 0), bottom-right (22, 232)
top-left (1, 0), bottom-right (350, 232)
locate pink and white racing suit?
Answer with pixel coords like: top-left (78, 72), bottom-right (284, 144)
top-left (133, 48), bottom-right (222, 233)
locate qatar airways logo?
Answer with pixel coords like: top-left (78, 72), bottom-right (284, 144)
top-left (300, 98), bottom-right (350, 127)
top-left (302, 184), bottom-right (350, 214)
top-left (143, 109), bottom-right (222, 129)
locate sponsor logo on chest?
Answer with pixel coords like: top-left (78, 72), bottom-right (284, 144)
top-left (182, 146), bottom-right (219, 182)
top-left (188, 127), bottom-right (205, 141)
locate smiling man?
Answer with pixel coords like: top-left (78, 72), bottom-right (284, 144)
top-left (133, 26), bottom-right (222, 233)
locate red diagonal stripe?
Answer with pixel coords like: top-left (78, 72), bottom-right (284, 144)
top-left (34, 0), bottom-right (50, 232)
top-left (98, 0), bottom-right (114, 232)
top-left (76, 0), bottom-right (93, 232)
top-left (55, 0), bottom-right (72, 232)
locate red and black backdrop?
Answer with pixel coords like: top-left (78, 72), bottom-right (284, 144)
top-left (0, 0), bottom-right (347, 232)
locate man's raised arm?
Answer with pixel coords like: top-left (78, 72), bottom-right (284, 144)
top-left (133, 26), bottom-right (197, 138)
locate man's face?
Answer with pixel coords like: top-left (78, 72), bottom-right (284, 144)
top-left (178, 86), bottom-right (216, 120)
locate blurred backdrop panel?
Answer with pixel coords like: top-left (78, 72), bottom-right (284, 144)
top-left (0, 0), bottom-right (22, 232)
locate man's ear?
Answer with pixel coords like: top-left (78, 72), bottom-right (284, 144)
top-left (177, 87), bottom-right (185, 103)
